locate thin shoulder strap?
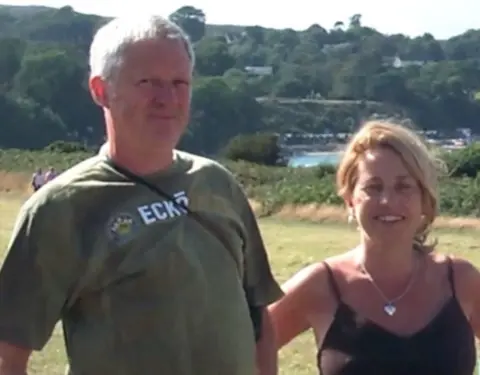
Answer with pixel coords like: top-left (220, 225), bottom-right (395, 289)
top-left (322, 261), bottom-right (342, 302)
top-left (446, 256), bottom-right (456, 298)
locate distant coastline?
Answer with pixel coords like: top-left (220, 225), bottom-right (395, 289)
top-left (298, 151), bottom-right (344, 156)
top-left (288, 141), bottom-right (470, 168)
top-left (285, 143), bottom-right (345, 154)
top-left (288, 150), bottom-right (342, 167)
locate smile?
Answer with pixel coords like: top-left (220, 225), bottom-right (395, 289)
top-left (375, 215), bottom-right (405, 222)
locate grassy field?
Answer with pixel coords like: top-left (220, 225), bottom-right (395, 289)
top-left (1, 193), bottom-right (480, 374)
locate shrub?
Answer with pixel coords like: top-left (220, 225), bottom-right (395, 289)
top-left (442, 143), bottom-right (480, 178)
top-left (4, 148), bottom-right (480, 218)
top-left (222, 132), bottom-right (284, 166)
top-left (313, 164), bottom-right (337, 179)
top-left (44, 140), bottom-right (90, 153)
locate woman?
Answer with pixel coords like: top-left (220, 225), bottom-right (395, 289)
top-left (269, 120), bottom-right (480, 375)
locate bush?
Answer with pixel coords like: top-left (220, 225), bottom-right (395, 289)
top-left (442, 143), bottom-right (480, 178)
top-left (225, 158), bottom-right (480, 218)
top-left (4, 148), bottom-right (480, 219)
top-left (224, 160), bottom-right (341, 213)
top-left (0, 148), bottom-right (92, 172)
top-left (44, 140), bottom-right (90, 153)
top-left (222, 132), bottom-right (284, 166)
top-left (313, 164), bottom-right (337, 179)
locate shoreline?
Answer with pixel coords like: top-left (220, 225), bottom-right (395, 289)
top-left (295, 151), bottom-right (343, 156)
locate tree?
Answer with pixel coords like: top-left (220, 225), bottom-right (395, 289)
top-left (194, 37), bottom-right (235, 76)
top-left (0, 37), bottom-right (25, 91)
top-left (180, 76), bottom-right (264, 155)
top-left (169, 6), bottom-right (206, 43)
top-left (13, 48), bottom-right (101, 143)
top-left (348, 14), bottom-right (362, 29)
top-left (222, 133), bottom-right (282, 166)
top-left (1, 4), bottom-right (480, 151)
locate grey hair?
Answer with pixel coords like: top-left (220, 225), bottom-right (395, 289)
top-left (89, 15), bottom-right (195, 80)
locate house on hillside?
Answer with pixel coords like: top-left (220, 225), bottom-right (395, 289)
top-left (244, 66), bottom-right (273, 76)
top-left (383, 56), bottom-right (425, 68)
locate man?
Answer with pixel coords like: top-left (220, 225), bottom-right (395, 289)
top-left (0, 15), bottom-right (283, 375)
top-left (30, 167), bottom-right (44, 192)
top-left (43, 167), bottom-right (58, 184)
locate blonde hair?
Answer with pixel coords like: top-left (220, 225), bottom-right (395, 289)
top-left (337, 120), bottom-right (445, 252)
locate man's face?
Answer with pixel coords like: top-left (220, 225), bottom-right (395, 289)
top-left (91, 38), bottom-right (192, 153)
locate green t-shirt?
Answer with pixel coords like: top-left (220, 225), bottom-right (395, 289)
top-left (0, 150), bottom-right (283, 375)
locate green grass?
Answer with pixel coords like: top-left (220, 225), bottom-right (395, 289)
top-left (0, 194), bottom-right (480, 374)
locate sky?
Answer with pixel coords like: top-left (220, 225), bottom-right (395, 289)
top-left (2, 0), bottom-right (480, 39)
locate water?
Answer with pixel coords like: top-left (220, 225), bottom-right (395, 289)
top-left (288, 152), bottom-right (342, 168)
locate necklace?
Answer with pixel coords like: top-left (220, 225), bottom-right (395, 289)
top-left (359, 256), bottom-right (419, 316)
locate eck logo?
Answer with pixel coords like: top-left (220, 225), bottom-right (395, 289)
top-left (106, 191), bottom-right (190, 245)
top-left (106, 212), bottom-right (140, 245)
top-left (137, 191), bottom-right (189, 225)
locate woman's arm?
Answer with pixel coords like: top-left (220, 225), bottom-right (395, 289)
top-left (451, 257), bottom-right (480, 337)
top-left (268, 263), bottom-right (329, 349)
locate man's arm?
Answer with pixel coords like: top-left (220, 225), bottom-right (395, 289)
top-left (255, 308), bottom-right (277, 375)
top-left (0, 192), bottom-right (82, 374)
top-left (229, 180), bottom-right (283, 375)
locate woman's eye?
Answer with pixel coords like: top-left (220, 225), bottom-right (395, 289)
top-left (364, 185), bottom-right (382, 193)
top-left (397, 183), bottom-right (414, 192)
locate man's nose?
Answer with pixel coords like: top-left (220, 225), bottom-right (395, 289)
top-left (151, 82), bottom-right (177, 103)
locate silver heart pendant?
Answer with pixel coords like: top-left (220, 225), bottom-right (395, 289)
top-left (384, 303), bottom-right (396, 316)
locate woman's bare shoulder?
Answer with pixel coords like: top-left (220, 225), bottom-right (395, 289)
top-left (279, 251), bottom-right (356, 303)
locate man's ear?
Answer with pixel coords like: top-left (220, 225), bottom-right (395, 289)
top-left (89, 75), bottom-right (109, 108)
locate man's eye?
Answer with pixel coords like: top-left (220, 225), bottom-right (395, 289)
top-left (173, 80), bottom-right (189, 86)
top-left (137, 79), bottom-right (152, 85)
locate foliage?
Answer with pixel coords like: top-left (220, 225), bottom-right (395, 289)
top-left (313, 165), bottom-right (337, 178)
top-left (44, 140), bottom-right (91, 153)
top-left (222, 132), bottom-right (283, 166)
top-left (222, 160), bottom-right (342, 213)
top-left (438, 176), bottom-right (480, 216)
top-left (442, 143), bottom-right (480, 178)
top-left (1, 5), bottom-right (480, 154)
top-left (0, 149), bottom-right (92, 172)
top-left (5, 146), bottom-right (480, 219)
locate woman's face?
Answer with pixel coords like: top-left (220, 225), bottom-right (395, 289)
top-left (347, 147), bottom-right (424, 245)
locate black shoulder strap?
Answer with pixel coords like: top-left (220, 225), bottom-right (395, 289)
top-left (446, 256), bottom-right (456, 298)
top-left (322, 261), bottom-right (342, 302)
top-left (104, 158), bottom-right (263, 341)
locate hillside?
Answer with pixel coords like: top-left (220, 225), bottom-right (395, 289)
top-left (0, 4), bottom-right (479, 154)
top-left (0, 5), bottom-right (251, 43)
top-left (258, 97), bottom-right (401, 134)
